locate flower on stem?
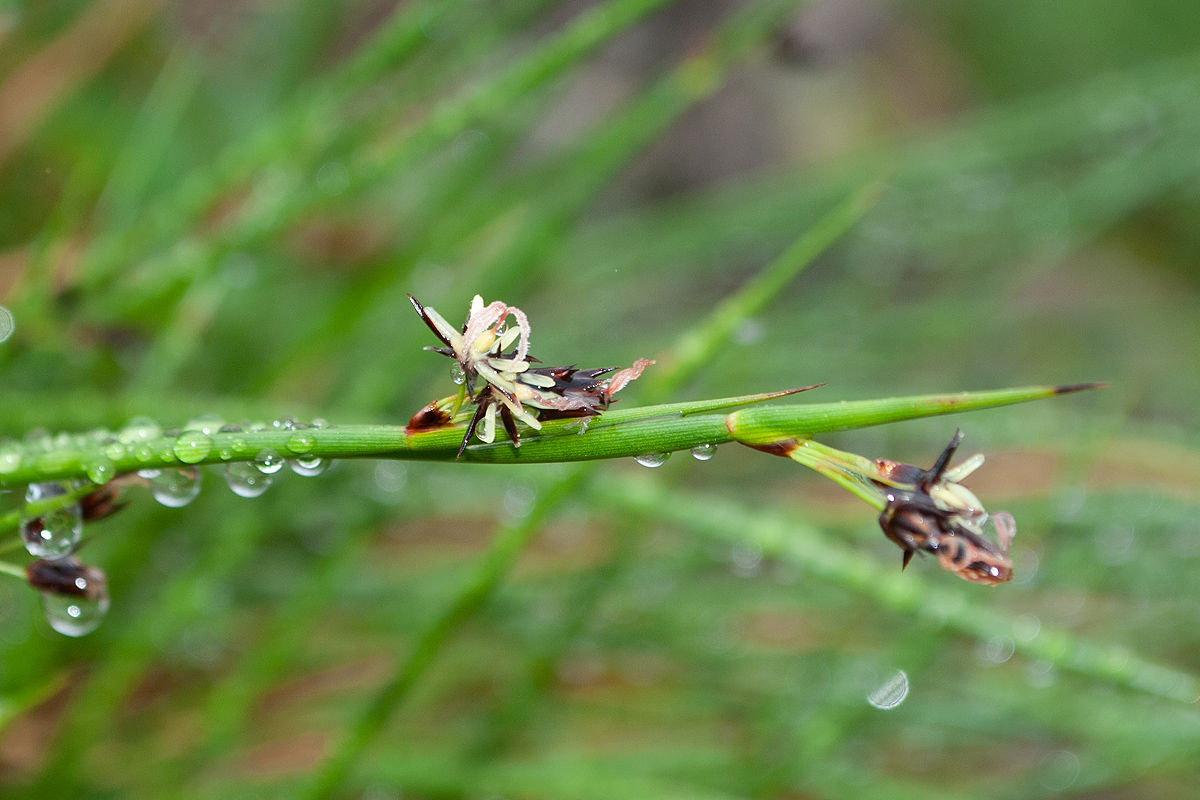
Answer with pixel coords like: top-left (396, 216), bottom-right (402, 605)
top-left (744, 429), bottom-right (1015, 585)
top-left (408, 294), bottom-right (653, 456)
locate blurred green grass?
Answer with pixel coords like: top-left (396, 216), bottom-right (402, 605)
top-left (2, 0), bottom-right (1200, 798)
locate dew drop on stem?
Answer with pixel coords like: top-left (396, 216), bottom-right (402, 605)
top-left (42, 591), bottom-right (109, 637)
top-left (83, 456), bottom-right (115, 485)
top-left (119, 417), bottom-right (161, 444)
top-left (225, 462), bottom-right (273, 498)
top-left (289, 456), bottom-right (327, 477)
top-left (173, 431), bottom-right (212, 464)
top-left (286, 432), bottom-right (316, 455)
top-left (0, 443), bottom-right (21, 474)
top-left (184, 415), bottom-right (223, 436)
top-left (690, 443), bottom-right (717, 461)
top-left (148, 467), bottom-right (202, 508)
top-left (254, 449), bottom-right (284, 474)
top-left (27, 558), bottom-right (110, 637)
top-left (20, 483), bottom-right (82, 559)
top-left (634, 452), bottom-right (670, 468)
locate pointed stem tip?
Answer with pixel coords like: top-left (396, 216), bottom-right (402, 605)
top-left (1053, 382), bottom-right (1109, 394)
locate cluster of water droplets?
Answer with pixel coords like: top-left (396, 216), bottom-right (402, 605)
top-left (6, 414), bottom-right (333, 636)
top-left (219, 417), bottom-right (330, 498)
top-left (633, 444), bottom-right (718, 468)
top-left (16, 481), bottom-right (102, 637)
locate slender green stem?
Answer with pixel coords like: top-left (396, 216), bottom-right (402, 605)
top-left (0, 385), bottom-right (1098, 489)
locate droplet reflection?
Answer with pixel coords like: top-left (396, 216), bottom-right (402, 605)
top-left (225, 462), bottom-right (273, 498)
top-left (634, 452), bottom-right (670, 468)
top-left (867, 669), bottom-right (909, 710)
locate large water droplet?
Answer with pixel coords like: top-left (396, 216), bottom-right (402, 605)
top-left (42, 592), bottom-right (109, 637)
top-left (867, 669), bottom-right (909, 710)
top-left (289, 456), bottom-right (327, 477)
top-left (634, 452), bottom-right (670, 468)
top-left (27, 558), bottom-right (109, 637)
top-left (450, 363), bottom-right (466, 385)
top-left (690, 443), bottom-right (717, 461)
top-left (83, 456), bottom-right (115, 485)
top-left (20, 483), bottom-right (82, 559)
top-left (286, 432), bottom-right (316, 455)
top-left (173, 431), bottom-right (212, 464)
top-left (149, 467), bottom-right (202, 508)
top-left (254, 449), bottom-right (284, 474)
top-left (225, 462), bottom-right (273, 498)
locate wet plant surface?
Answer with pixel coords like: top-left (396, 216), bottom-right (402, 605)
top-left (2, 1), bottom-right (1200, 799)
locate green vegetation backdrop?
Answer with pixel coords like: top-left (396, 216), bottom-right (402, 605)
top-left (1, 0), bottom-right (1199, 798)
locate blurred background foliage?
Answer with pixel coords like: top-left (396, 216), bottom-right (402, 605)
top-left (1, 0), bottom-right (1199, 797)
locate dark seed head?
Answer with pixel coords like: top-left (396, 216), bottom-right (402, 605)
top-left (26, 558), bottom-right (108, 601)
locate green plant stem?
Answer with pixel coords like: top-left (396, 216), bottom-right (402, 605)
top-left (0, 385), bottom-right (1095, 490)
top-left (592, 474), bottom-right (1200, 705)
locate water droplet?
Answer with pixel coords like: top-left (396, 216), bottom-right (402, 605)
top-left (289, 456), bottom-right (327, 477)
top-left (0, 444), bottom-right (21, 474)
top-left (134, 445), bottom-right (156, 463)
top-left (0, 305), bottom-right (13, 343)
top-left (371, 462), bottom-right (406, 503)
top-left (103, 442), bottom-right (125, 461)
top-left (231, 437), bottom-right (248, 454)
top-left (254, 449), bottom-right (283, 474)
top-left (867, 669), bottom-right (909, 709)
top-left (184, 415), bottom-right (223, 436)
top-left (310, 418), bottom-right (328, 429)
top-left (1037, 750), bottom-right (1080, 791)
top-left (41, 591), bottom-right (109, 637)
top-left (83, 456), bottom-right (115, 485)
top-left (27, 558), bottom-right (109, 636)
top-left (20, 483), bottom-right (82, 559)
top-left (1012, 613), bottom-right (1041, 642)
top-left (119, 417), bottom-right (161, 443)
top-left (690, 443), bottom-right (717, 461)
top-left (634, 452), bottom-right (670, 468)
top-left (218, 447), bottom-right (235, 460)
top-left (149, 467), bottom-right (202, 508)
top-left (224, 462), bottom-right (274, 498)
top-left (978, 635), bottom-right (1015, 665)
top-left (273, 416), bottom-right (299, 430)
top-left (286, 432), bottom-right (316, 455)
top-left (173, 431), bottom-right (212, 464)
top-left (137, 468), bottom-right (162, 479)
top-left (450, 364), bottom-right (466, 385)
top-left (218, 423), bottom-right (243, 434)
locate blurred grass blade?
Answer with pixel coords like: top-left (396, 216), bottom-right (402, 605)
top-left (594, 473), bottom-right (1200, 704)
top-left (648, 182), bottom-right (884, 400)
